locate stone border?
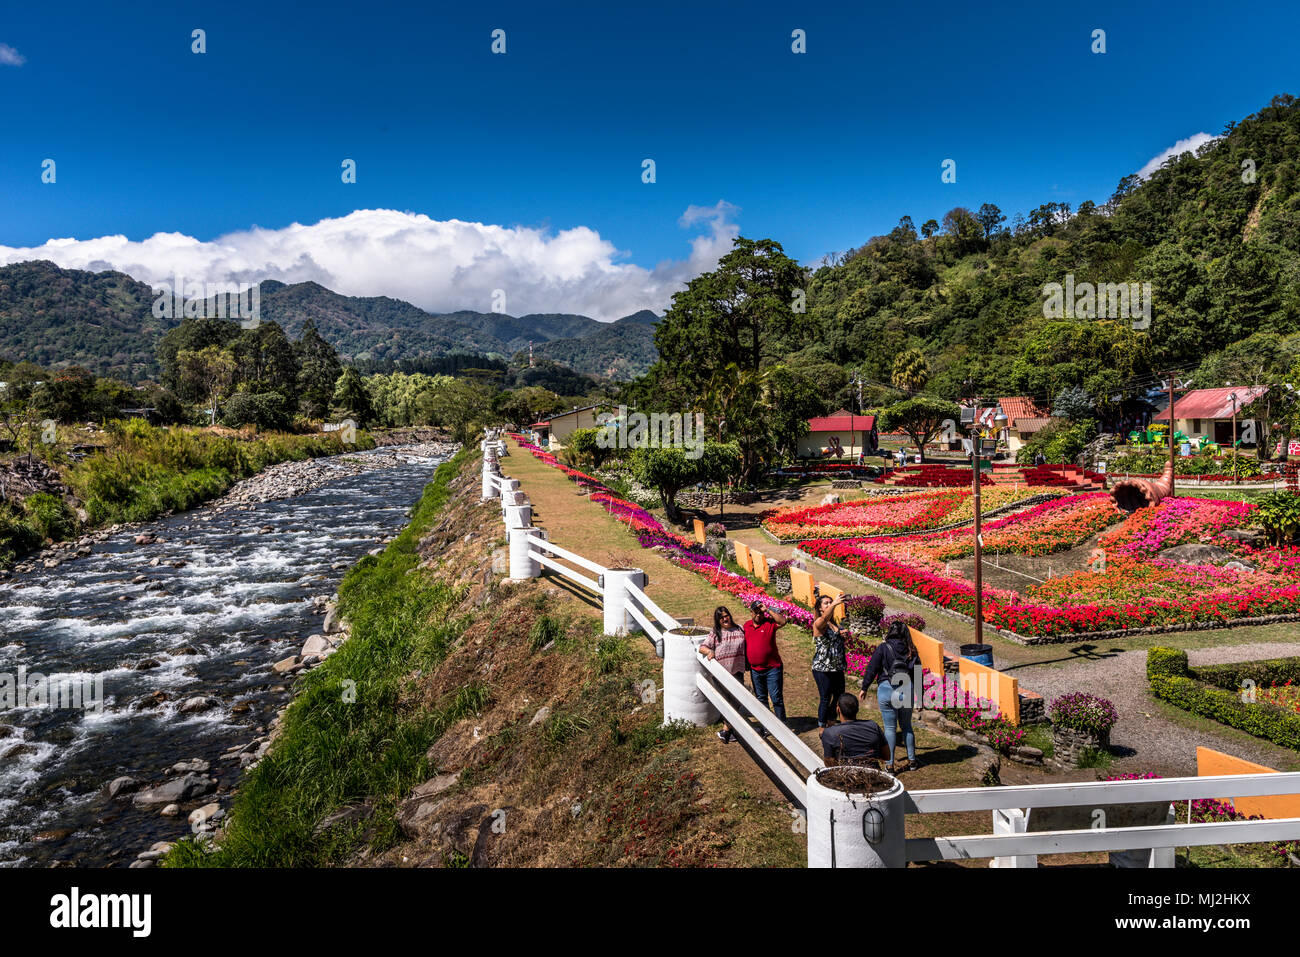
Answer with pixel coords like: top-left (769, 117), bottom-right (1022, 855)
top-left (762, 492), bottom-right (1064, 546)
top-left (795, 547), bottom-right (1300, 646)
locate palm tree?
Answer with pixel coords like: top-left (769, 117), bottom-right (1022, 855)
top-left (891, 349), bottom-right (929, 395)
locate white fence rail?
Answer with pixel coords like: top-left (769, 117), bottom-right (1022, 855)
top-left (479, 430), bottom-right (1300, 868)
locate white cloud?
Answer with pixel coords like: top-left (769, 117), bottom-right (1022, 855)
top-left (0, 204), bottom-right (743, 321)
top-left (0, 44), bottom-right (24, 66)
top-left (1136, 132), bottom-right (1217, 179)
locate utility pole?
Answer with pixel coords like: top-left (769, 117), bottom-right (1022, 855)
top-left (971, 395), bottom-right (983, 647)
top-left (1230, 390), bottom-right (1239, 485)
top-left (1167, 373), bottom-right (1178, 499)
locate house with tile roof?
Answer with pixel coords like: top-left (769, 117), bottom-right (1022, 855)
top-left (996, 396), bottom-right (1054, 453)
top-left (1152, 386), bottom-right (1267, 446)
top-left (798, 409), bottom-right (878, 459)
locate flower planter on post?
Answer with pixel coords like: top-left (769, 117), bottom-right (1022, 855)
top-left (1048, 692), bottom-right (1118, 768)
top-left (806, 766), bottom-right (906, 868)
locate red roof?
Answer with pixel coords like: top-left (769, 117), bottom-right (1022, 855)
top-left (998, 396), bottom-right (1049, 428)
top-left (1152, 386), bottom-right (1268, 421)
top-left (530, 421), bottom-right (550, 430)
top-left (807, 409), bottom-right (876, 432)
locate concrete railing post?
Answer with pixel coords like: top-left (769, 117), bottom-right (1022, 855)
top-left (482, 459), bottom-right (499, 501)
top-left (507, 526), bottom-right (545, 580)
top-left (806, 768), bottom-right (906, 868)
top-left (599, 567), bottom-right (645, 636)
top-left (504, 501), bottom-right (533, 529)
top-left (661, 625), bottom-right (718, 727)
top-left (498, 479), bottom-right (520, 513)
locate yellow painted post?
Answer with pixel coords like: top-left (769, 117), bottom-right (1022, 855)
top-left (751, 550), bottom-right (769, 582)
top-left (734, 541), bottom-right (752, 573)
top-left (1197, 747), bottom-right (1300, 818)
top-left (692, 519), bottom-right (707, 544)
top-left (790, 568), bottom-right (815, 606)
top-left (818, 582), bottom-right (845, 620)
top-left (909, 628), bottom-right (945, 678)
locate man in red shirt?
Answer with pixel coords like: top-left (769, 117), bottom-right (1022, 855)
top-left (743, 600), bottom-right (788, 729)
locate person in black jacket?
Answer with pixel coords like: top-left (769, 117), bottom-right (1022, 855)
top-left (860, 619), bottom-right (920, 772)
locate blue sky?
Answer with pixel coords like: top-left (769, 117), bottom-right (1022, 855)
top-left (1, 0), bottom-right (1297, 318)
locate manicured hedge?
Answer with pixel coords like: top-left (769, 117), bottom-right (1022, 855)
top-left (1194, 656), bottom-right (1300, 693)
top-left (1146, 647), bottom-right (1300, 751)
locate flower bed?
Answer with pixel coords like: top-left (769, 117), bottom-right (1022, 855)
top-left (760, 486), bottom-right (1062, 541)
top-left (803, 492), bottom-right (1300, 639)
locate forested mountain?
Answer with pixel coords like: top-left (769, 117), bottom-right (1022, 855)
top-left (524, 310), bottom-right (659, 379)
top-left (0, 266), bottom-right (659, 380)
top-left (794, 94), bottom-right (1300, 411)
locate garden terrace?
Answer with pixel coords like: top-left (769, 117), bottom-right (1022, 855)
top-left (799, 493), bottom-right (1300, 642)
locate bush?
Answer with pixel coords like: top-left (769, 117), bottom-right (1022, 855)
top-left (221, 392), bottom-right (291, 431)
top-left (1146, 648), bottom-right (1300, 750)
top-left (23, 492), bottom-right (76, 541)
top-left (1049, 691), bottom-right (1118, 736)
top-left (1254, 491), bottom-right (1300, 545)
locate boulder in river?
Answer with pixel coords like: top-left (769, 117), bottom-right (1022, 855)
top-left (171, 758), bottom-right (211, 774)
top-left (133, 773), bottom-right (216, 807)
top-left (177, 696), bottom-right (219, 715)
top-left (271, 656), bottom-right (302, 675)
top-left (105, 775), bottom-right (140, 799)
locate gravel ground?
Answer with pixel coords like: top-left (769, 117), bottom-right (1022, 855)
top-left (999, 641), bottom-right (1300, 775)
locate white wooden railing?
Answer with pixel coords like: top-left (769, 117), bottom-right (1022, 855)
top-left (480, 430), bottom-right (1300, 868)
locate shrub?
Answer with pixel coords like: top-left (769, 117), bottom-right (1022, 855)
top-left (221, 392), bottom-right (291, 431)
top-left (1254, 491), bottom-right (1300, 545)
top-left (842, 594), bottom-right (886, 624)
top-left (23, 492), bottom-right (76, 541)
top-left (1146, 648), bottom-right (1300, 751)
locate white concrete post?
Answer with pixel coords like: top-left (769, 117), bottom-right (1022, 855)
top-left (498, 479), bottom-right (520, 511)
top-left (481, 461), bottom-right (498, 500)
top-left (504, 502), bottom-right (532, 529)
top-left (806, 768), bottom-right (906, 868)
top-left (661, 626), bottom-right (717, 726)
top-left (989, 808), bottom-right (1036, 868)
top-left (599, 567), bottom-right (645, 636)
top-left (507, 526), bottom-right (544, 579)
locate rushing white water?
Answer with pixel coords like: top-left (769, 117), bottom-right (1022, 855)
top-left (0, 449), bottom-right (445, 867)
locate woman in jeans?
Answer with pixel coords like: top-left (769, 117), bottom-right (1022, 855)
top-left (810, 594), bottom-right (847, 728)
top-left (700, 606), bottom-right (747, 743)
top-left (860, 619), bottom-right (920, 772)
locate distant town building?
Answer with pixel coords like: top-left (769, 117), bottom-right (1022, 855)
top-left (798, 409), bottom-right (877, 459)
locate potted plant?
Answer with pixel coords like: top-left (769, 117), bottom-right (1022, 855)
top-left (1048, 692), bottom-right (1118, 767)
top-left (769, 559), bottom-right (796, 595)
top-left (842, 595), bottom-right (886, 636)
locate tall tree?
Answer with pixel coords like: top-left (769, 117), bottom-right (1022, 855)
top-left (295, 318), bottom-right (342, 420)
top-left (891, 349), bottom-right (930, 394)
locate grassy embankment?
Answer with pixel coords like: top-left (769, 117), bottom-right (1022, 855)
top-left (0, 419), bottom-right (375, 565)
top-left (169, 448), bottom-right (804, 867)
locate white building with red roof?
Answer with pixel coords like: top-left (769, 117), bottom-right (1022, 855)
top-left (1152, 386), bottom-right (1267, 446)
top-left (798, 409), bottom-right (878, 459)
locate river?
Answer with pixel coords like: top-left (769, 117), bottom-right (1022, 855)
top-left (0, 447), bottom-right (447, 867)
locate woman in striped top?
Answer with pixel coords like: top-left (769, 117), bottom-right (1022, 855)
top-left (701, 605), bottom-right (747, 743)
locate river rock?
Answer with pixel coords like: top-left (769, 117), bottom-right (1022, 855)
top-left (159, 804), bottom-right (180, 817)
top-left (271, 656), bottom-right (302, 675)
top-left (133, 773), bottom-right (216, 807)
top-left (105, 775), bottom-right (141, 799)
top-left (188, 802), bottom-right (222, 828)
top-left (177, 696), bottom-right (219, 715)
top-left (171, 758), bottom-right (211, 774)
top-left (301, 634), bottom-right (334, 657)
top-left (323, 605), bottom-right (343, 634)
top-left (131, 574), bottom-right (148, 584)
top-left (131, 658), bottom-right (161, 671)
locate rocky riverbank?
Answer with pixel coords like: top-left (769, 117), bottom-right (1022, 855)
top-left (209, 441), bottom-right (459, 509)
top-left (123, 594), bottom-right (358, 867)
top-left (0, 441), bottom-right (458, 580)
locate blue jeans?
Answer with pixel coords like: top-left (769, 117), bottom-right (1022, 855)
top-left (877, 681), bottom-right (915, 763)
top-left (750, 666), bottom-right (786, 722)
